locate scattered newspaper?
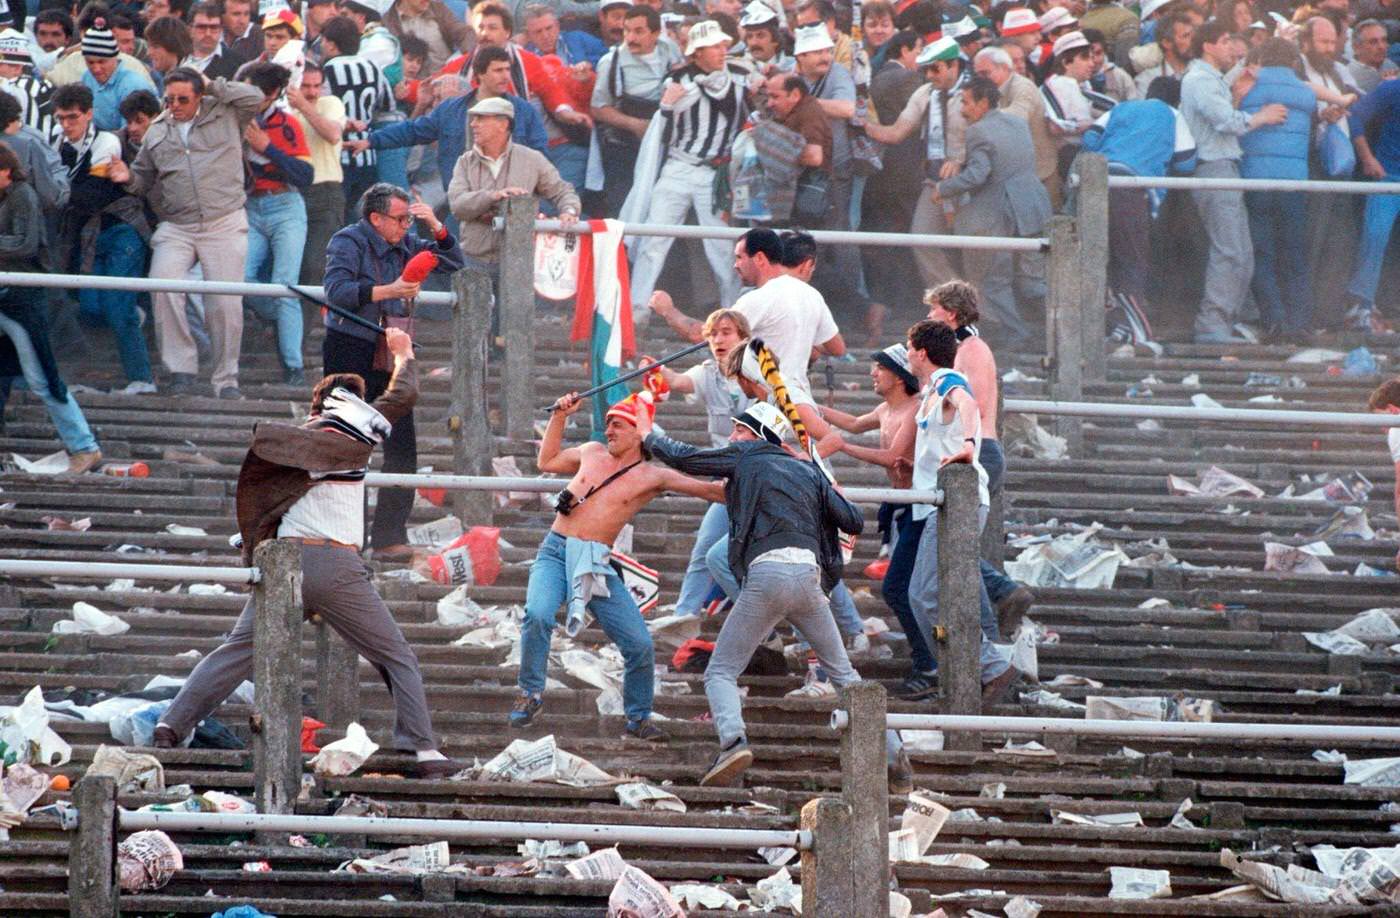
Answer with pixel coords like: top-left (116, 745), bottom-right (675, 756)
top-left (479, 735), bottom-right (617, 787)
top-left (117, 830), bottom-right (184, 891)
top-left (606, 865), bottom-right (685, 918)
top-left (86, 745), bottom-right (164, 793)
top-left (339, 841), bottom-right (451, 875)
top-left (1344, 758), bottom-right (1400, 787)
top-left (1107, 866), bottom-right (1172, 899)
top-left (408, 516), bottom-right (465, 550)
top-left (1004, 896), bottom-right (1043, 918)
top-left (1167, 466), bottom-right (1264, 499)
top-left (669, 883), bottom-right (744, 910)
top-left (1085, 696), bottom-right (1168, 721)
top-left (1264, 542), bottom-right (1330, 575)
top-left (1052, 810), bottom-right (1144, 828)
top-left (565, 846), bottom-right (627, 881)
top-left (749, 866), bottom-right (802, 913)
top-left (616, 782), bottom-right (685, 813)
top-left (520, 839), bottom-right (589, 859)
top-left (902, 792), bottom-right (951, 853)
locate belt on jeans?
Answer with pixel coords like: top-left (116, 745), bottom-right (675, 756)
top-left (249, 187), bottom-right (292, 197)
top-left (286, 537), bottom-right (358, 550)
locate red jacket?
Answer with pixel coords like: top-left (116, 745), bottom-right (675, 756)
top-left (436, 44), bottom-right (574, 114)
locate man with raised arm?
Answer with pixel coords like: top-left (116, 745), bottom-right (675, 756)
top-left (510, 390), bottom-right (724, 740)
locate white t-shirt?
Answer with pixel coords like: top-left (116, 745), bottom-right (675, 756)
top-left (1388, 427), bottom-right (1400, 463)
top-left (683, 361), bottom-right (751, 447)
top-left (733, 274), bottom-right (839, 394)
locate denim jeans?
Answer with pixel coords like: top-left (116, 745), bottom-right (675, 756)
top-left (0, 306), bottom-right (98, 453)
top-left (1345, 178), bottom-right (1400, 310)
top-left (519, 531), bottom-right (655, 723)
top-left (908, 504), bottom-right (1010, 684)
top-left (883, 509), bottom-right (935, 673)
top-left (705, 560), bottom-right (902, 763)
top-left (705, 534), bottom-right (864, 636)
top-left (1246, 189), bottom-right (1312, 335)
top-left (978, 439), bottom-right (1018, 610)
top-left (676, 502), bottom-right (729, 616)
top-left (245, 192), bottom-right (307, 371)
top-left (77, 222), bottom-right (152, 384)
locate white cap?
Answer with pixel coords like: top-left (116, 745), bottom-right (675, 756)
top-left (468, 96), bottom-right (515, 118)
top-left (733, 402), bottom-right (792, 444)
top-left (345, 0), bottom-right (392, 16)
top-left (793, 23), bottom-right (835, 55)
top-left (740, 0), bottom-right (777, 27)
top-left (1037, 6), bottom-right (1077, 33)
top-left (943, 15), bottom-right (979, 40)
top-left (684, 19), bottom-right (729, 55)
top-left (1139, 0), bottom-right (1172, 18)
top-left (1051, 29), bottom-right (1089, 57)
top-left (0, 28), bottom-right (29, 63)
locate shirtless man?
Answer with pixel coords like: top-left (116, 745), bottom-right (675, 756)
top-left (925, 280), bottom-right (1034, 634)
top-left (511, 390), bottom-right (724, 738)
top-left (820, 345), bottom-right (938, 699)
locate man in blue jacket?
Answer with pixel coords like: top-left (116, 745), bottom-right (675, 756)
top-left (1345, 75), bottom-right (1400, 336)
top-left (345, 45), bottom-right (547, 192)
top-left (322, 182), bottom-right (464, 560)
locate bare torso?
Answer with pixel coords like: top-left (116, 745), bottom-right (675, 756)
top-left (955, 336), bottom-right (999, 440)
top-left (879, 400), bottom-right (918, 488)
top-left (549, 442), bottom-right (671, 546)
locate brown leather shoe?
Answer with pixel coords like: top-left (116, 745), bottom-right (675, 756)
top-left (373, 543), bottom-right (415, 562)
top-left (66, 450), bottom-right (103, 474)
top-left (152, 724), bottom-right (179, 749)
top-left (413, 757), bottom-right (466, 780)
top-left (995, 586), bottom-right (1034, 636)
top-left (981, 666), bottom-right (1020, 706)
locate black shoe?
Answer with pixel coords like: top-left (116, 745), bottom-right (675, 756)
top-left (283, 368), bottom-right (306, 386)
top-left (508, 692), bottom-right (543, 728)
top-left (167, 373), bottom-right (197, 396)
top-left (217, 386), bottom-right (244, 400)
top-left (152, 724), bottom-right (179, 749)
top-left (896, 670), bottom-right (939, 701)
top-left (700, 738), bottom-right (753, 787)
top-left (413, 757), bottom-right (466, 779)
top-left (623, 718), bottom-right (669, 743)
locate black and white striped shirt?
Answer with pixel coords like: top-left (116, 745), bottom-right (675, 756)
top-left (1, 74), bottom-right (57, 146)
top-left (660, 62), bottom-right (749, 165)
top-left (323, 53), bottom-right (391, 169)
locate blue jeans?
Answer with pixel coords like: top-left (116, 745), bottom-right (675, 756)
top-left (519, 531), bottom-right (654, 722)
top-left (705, 534), bottom-right (864, 637)
top-left (978, 439), bottom-right (1018, 609)
top-left (675, 503), bottom-right (729, 616)
top-left (1246, 190), bottom-right (1312, 334)
top-left (245, 192), bottom-right (307, 370)
top-left (883, 509), bottom-right (935, 673)
top-left (375, 145), bottom-right (410, 191)
top-left (77, 222), bottom-right (152, 384)
top-left (908, 504), bottom-right (1010, 684)
top-left (1345, 179), bottom-right (1400, 310)
top-left (0, 307), bottom-right (97, 453)
top-left (545, 142), bottom-right (588, 204)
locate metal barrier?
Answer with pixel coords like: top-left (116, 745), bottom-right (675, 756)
top-left (0, 271), bottom-right (457, 307)
top-left (1004, 398), bottom-right (1399, 429)
top-left (1107, 175), bottom-right (1400, 195)
top-left (0, 559), bottom-right (258, 583)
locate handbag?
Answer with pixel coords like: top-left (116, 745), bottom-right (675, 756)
top-left (1319, 122), bottom-right (1356, 178)
top-left (792, 167), bottom-right (832, 225)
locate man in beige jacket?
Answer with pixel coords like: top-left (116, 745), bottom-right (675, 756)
top-left (110, 69), bottom-right (262, 399)
top-left (973, 45), bottom-right (1061, 207)
top-left (447, 95), bottom-right (580, 267)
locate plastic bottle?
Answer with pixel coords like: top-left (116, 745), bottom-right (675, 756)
top-left (102, 462), bottom-right (150, 478)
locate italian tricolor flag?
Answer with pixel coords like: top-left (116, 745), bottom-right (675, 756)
top-left (570, 219), bottom-right (636, 438)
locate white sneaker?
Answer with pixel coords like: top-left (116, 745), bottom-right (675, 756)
top-left (786, 667), bottom-right (837, 698)
top-left (120, 381), bottom-right (158, 395)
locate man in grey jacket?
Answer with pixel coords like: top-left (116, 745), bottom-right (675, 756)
top-left (108, 67), bottom-right (262, 398)
top-left (933, 75), bottom-right (1051, 347)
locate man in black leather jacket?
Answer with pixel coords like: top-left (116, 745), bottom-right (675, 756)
top-left (639, 403), bottom-right (913, 791)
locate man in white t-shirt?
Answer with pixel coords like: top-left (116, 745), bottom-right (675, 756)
top-left (646, 227), bottom-right (845, 397)
top-left (1367, 378), bottom-right (1400, 573)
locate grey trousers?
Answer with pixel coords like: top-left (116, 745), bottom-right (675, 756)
top-left (704, 561), bottom-right (901, 762)
top-left (161, 543), bottom-right (437, 751)
top-left (1191, 159), bottom-right (1254, 336)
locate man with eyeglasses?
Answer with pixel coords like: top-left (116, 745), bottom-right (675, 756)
top-left (321, 183), bottom-right (463, 560)
top-left (185, 1), bottom-right (247, 81)
top-left (106, 67), bottom-right (262, 399)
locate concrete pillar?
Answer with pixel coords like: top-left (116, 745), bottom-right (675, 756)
top-left (937, 463), bottom-right (981, 752)
top-left (800, 796), bottom-right (854, 916)
top-left (450, 267), bottom-right (495, 525)
top-left (70, 775), bottom-right (118, 918)
top-left (252, 539), bottom-right (303, 819)
top-left (1044, 215), bottom-right (1083, 454)
top-left (1075, 153), bottom-right (1109, 385)
top-left (838, 682), bottom-right (889, 918)
top-left (500, 196), bottom-right (538, 442)
top-left (315, 620), bottom-right (360, 733)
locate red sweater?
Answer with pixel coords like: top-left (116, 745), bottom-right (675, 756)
top-left (436, 43), bottom-right (574, 114)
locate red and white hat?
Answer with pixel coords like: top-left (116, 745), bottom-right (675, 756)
top-left (999, 8), bottom-right (1040, 36)
top-left (605, 391), bottom-right (656, 427)
top-left (1038, 7), bottom-right (1078, 34)
top-left (1051, 29), bottom-right (1090, 57)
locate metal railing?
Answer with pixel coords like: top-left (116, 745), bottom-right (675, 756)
top-left (1004, 398), bottom-right (1399, 429)
top-left (0, 559), bottom-right (258, 583)
top-left (516, 218), bottom-right (1049, 251)
top-left (1107, 175), bottom-right (1400, 195)
top-left (0, 271), bottom-right (457, 307)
